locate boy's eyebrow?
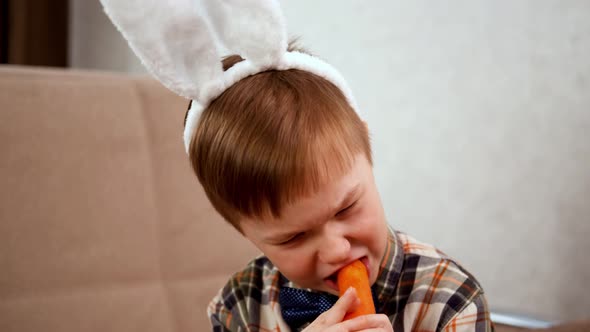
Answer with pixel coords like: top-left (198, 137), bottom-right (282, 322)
top-left (309, 183), bottom-right (362, 224)
top-left (335, 183), bottom-right (361, 211)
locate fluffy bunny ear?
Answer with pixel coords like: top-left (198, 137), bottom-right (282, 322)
top-left (100, 0), bottom-right (223, 100)
top-left (199, 0), bottom-right (287, 65)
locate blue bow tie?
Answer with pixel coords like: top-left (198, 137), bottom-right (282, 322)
top-left (279, 287), bottom-right (380, 330)
top-left (279, 287), bottom-right (339, 330)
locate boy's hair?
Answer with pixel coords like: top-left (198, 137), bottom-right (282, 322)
top-left (186, 45), bottom-right (372, 230)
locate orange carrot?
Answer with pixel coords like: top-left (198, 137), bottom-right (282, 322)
top-left (337, 260), bottom-right (376, 320)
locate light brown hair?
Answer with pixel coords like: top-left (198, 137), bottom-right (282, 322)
top-left (187, 46), bottom-right (372, 230)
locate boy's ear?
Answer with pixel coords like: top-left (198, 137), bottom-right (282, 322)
top-left (363, 121), bottom-right (369, 131)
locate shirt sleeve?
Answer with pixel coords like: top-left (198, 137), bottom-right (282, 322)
top-left (210, 312), bottom-right (232, 332)
top-left (207, 290), bottom-right (233, 332)
top-left (443, 293), bottom-right (493, 332)
top-left (207, 256), bottom-right (284, 332)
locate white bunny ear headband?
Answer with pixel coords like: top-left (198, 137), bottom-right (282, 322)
top-left (100, 0), bottom-right (359, 154)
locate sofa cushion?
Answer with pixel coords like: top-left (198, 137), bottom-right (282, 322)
top-left (0, 65), bottom-right (258, 332)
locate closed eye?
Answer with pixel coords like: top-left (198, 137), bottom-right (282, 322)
top-left (278, 232), bottom-right (305, 245)
top-left (336, 201), bottom-right (357, 217)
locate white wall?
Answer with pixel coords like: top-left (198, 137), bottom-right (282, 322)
top-left (69, 0), bottom-right (145, 73)
top-left (70, 0), bottom-right (590, 322)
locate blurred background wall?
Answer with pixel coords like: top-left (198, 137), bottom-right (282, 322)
top-left (66, 0), bottom-right (590, 323)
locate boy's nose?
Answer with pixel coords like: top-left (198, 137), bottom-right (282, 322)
top-left (317, 234), bottom-right (351, 265)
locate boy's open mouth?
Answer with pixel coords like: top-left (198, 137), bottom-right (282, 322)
top-left (324, 273), bottom-right (339, 291)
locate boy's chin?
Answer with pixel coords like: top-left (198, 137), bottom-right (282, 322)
top-left (323, 288), bottom-right (340, 296)
top-left (323, 278), bottom-right (340, 294)
top-left (297, 281), bottom-right (339, 295)
top-left (312, 286), bottom-right (339, 296)
top-left (309, 280), bottom-right (339, 295)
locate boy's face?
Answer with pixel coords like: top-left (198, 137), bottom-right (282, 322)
top-left (240, 154), bottom-right (389, 295)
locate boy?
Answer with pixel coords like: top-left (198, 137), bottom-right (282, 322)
top-left (100, 0), bottom-right (492, 330)
top-left (192, 51), bottom-right (492, 332)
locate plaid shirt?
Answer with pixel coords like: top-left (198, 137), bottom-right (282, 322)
top-left (208, 229), bottom-right (493, 331)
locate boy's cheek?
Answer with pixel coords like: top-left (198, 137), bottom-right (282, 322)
top-left (276, 261), bottom-right (318, 287)
top-left (266, 249), bottom-right (314, 277)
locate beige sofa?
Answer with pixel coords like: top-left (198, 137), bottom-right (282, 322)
top-left (0, 65), bottom-right (259, 331)
top-left (0, 65), bottom-right (587, 332)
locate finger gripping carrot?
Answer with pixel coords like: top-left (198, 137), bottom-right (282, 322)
top-left (337, 260), bottom-right (376, 320)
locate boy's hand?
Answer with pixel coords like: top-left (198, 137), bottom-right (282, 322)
top-left (303, 287), bottom-right (393, 331)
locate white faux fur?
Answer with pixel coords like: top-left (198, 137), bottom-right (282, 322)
top-left (184, 101), bottom-right (204, 152)
top-left (100, 0), bottom-right (361, 155)
top-left (199, 0), bottom-right (288, 65)
top-left (100, 0), bottom-right (224, 100)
